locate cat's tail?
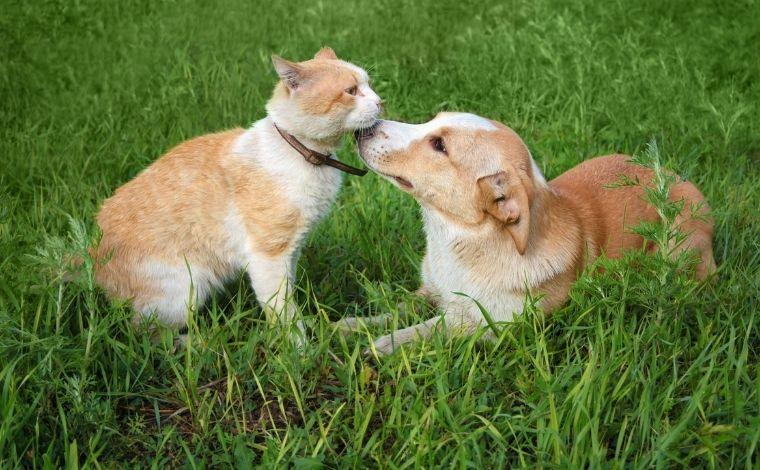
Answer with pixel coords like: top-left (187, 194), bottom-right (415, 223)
top-left (59, 255), bottom-right (84, 282)
top-left (60, 248), bottom-right (96, 283)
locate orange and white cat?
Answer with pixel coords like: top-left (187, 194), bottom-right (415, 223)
top-left (93, 47), bottom-right (381, 338)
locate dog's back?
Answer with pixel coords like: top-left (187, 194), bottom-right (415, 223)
top-left (550, 154), bottom-right (716, 279)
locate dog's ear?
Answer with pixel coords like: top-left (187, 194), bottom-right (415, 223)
top-left (478, 171), bottom-right (531, 254)
top-left (314, 46), bottom-right (337, 60)
top-left (272, 55), bottom-right (305, 90)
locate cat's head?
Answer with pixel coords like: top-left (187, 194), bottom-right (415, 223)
top-left (266, 47), bottom-right (382, 142)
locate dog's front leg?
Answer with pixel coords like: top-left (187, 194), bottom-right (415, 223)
top-left (333, 285), bottom-right (437, 335)
top-left (333, 309), bottom-right (403, 335)
top-left (368, 311), bottom-right (476, 356)
top-left (414, 284), bottom-right (441, 308)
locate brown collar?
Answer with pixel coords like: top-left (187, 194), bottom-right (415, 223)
top-left (273, 124), bottom-right (367, 176)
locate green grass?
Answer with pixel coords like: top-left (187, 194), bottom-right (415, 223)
top-left (2, 0), bottom-right (759, 467)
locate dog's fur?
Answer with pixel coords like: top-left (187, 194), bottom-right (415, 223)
top-left (340, 112), bottom-right (715, 355)
top-left (94, 47), bottom-right (381, 336)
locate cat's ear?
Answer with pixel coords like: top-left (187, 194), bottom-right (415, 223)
top-left (272, 55), bottom-right (304, 90)
top-left (478, 170), bottom-right (531, 255)
top-left (314, 46), bottom-right (337, 60)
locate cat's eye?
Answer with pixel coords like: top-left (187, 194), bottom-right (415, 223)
top-left (430, 136), bottom-right (447, 154)
top-left (345, 86), bottom-right (358, 96)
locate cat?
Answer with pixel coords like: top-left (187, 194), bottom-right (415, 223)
top-left (92, 47), bottom-right (381, 340)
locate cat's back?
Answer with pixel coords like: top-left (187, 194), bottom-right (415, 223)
top-left (158, 128), bottom-right (246, 167)
top-left (97, 128), bottom-right (245, 254)
top-left (100, 128), bottom-right (243, 211)
top-left (119, 128), bottom-right (244, 194)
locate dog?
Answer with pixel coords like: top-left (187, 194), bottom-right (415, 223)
top-left (339, 112), bottom-right (716, 355)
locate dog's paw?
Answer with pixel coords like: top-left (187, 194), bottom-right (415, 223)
top-left (364, 334), bottom-right (397, 357)
top-left (331, 316), bottom-right (365, 336)
top-left (332, 314), bottom-right (392, 337)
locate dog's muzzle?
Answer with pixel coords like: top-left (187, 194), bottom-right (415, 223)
top-left (354, 121), bottom-right (380, 142)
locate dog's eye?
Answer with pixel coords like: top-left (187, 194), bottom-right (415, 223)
top-left (345, 86), bottom-right (358, 96)
top-left (430, 136), bottom-right (447, 154)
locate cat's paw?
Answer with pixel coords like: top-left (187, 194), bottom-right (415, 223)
top-left (288, 320), bottom-right (308, 351)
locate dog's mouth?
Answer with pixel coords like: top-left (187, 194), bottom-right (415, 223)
top-left (351, 121), bottom-right (411, 190)
top-left (389, 174), bottom-right (413, 190)
top-left (354, 121), bottom-right (380, 142)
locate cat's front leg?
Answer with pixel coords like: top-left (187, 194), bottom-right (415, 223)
top-left (246, 253), bottom-right (303, 343)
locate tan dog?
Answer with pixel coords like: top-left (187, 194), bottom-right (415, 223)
top-left (339, 112), bottom-right (715, 355)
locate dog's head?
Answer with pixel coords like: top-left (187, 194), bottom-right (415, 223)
top-left (357, 112), bottom-right (545, 254)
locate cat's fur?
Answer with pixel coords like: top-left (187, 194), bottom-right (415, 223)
top-left (93, 47), bottom-right (381, 335)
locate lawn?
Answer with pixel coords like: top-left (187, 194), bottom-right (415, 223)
top-left (1, 0), bottom-right (759, 467)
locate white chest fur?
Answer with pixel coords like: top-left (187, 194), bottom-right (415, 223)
top-left (231, 118), bottom-right (343, 226)
top-left (421, 209), bottom-right (572, 323)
